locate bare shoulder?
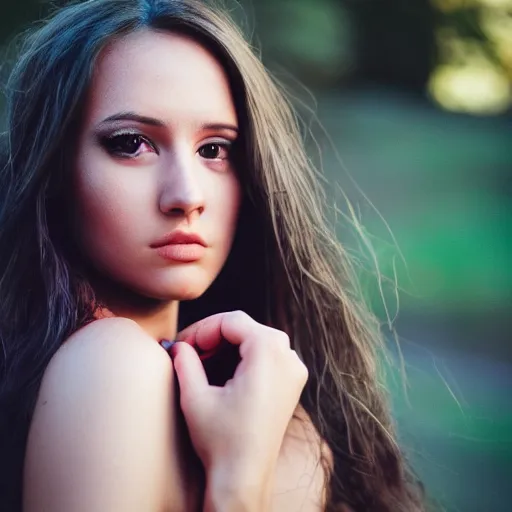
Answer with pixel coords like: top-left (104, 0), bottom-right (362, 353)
top-left (23, 318), bottom-right (190, 512)
top-left (56, 316), bottom-right (167, 365)
top-left (271, 404), bottom-right (334, 512)
top-left (30, 317), bottom-right (174, 431)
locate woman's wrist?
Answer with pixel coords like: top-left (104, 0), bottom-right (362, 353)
top-left (203, 487), bottom-right (263, 512)
top-left (203, 463), bottom-right (273, 512)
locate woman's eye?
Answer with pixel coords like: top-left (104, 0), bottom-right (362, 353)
top-left (100, 133), bottom-right (155, 158)
top-left (198, 143), bottom-right (231, 160)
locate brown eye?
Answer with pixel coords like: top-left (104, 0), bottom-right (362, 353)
top-left (100, 133), bottom-right (156, 158)
top-left (198, 143), bottom-right (230, 160)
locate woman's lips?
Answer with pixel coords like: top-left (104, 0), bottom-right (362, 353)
top-left (151, 230), bottom-right (207, 262)
top-left (155, 243), bottom-right (205, 262)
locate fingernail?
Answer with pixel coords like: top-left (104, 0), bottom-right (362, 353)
top-left (159, 339), bottom-right (176, 355)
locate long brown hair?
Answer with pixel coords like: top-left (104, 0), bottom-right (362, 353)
top-left (0, 1), bottom-right (424, 510)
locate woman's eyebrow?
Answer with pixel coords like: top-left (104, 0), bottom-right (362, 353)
top-left (99, 111), bottom-right (165, 127)
top-left (97, 111), bottom-right (239, 134)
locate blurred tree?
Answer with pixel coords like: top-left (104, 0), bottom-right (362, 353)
top-left (429, 0), bottom-right (512, 114)
top-left (236, 0), bottom-right (354, 87)
top-left (341, 0), bottom-right (437, 92)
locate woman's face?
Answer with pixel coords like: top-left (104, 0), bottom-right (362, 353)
top-left (73, 30), bottom-right (242, 301)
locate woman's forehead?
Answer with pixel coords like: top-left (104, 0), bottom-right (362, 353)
top-left (83, 30), bottom-right (238, 129)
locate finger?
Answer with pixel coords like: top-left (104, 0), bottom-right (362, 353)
top-left (177, 310), bottom-right (260, 352)
top-left (172, 342), bottom-right (209, 405)
top-left (177, 313), bottom-right (224, 351)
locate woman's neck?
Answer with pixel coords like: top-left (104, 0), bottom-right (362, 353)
top-left (90, 275), bottom-right (180, 341)
top-left (95, 300), bottom-right (180, 341)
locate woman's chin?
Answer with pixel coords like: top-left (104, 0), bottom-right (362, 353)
top-left (147, 273), bottom-right (213, 302)
top-left (115, 266), bottom-right (217, 303)
top-left (172, 287), bottom-right (207, 302)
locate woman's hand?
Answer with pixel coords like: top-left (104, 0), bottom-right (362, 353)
top-left (171, 311), bottom-right (309, 512)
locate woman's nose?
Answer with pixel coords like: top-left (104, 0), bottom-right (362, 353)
top-left (158, 158), bottom-right (205, 219)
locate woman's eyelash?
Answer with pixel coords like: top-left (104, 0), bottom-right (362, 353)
top-left (99, 132), bottom-right (156, 157)
top-left (98, 132), bottom-right (235, 160)
top-left (198, 141), bottom-right (233, 160)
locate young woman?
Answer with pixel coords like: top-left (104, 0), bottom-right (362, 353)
top-left (0, 0), bottom-right (425, 510)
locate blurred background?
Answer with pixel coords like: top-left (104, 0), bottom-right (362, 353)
top-left (1, 0), bottom-right (511, 510)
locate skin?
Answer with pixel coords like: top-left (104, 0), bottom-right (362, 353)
top-left (23, 30), bottom-right (327, 511)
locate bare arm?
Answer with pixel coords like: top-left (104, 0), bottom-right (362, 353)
top-left (23, 318), bottom-right (194, 512)
top-left (271, 405), bottom-right (333, 512)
